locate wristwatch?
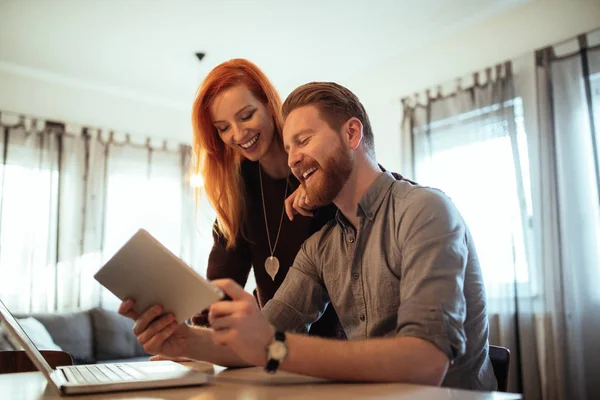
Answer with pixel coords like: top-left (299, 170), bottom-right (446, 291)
top-left (265, 331), bottom-right (288, 373)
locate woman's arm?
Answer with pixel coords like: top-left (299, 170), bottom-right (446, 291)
top-left (191, 220), bottom-right (252, 326)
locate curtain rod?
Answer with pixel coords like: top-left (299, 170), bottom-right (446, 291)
top-left (401, 61), bottom-right (512, 107)
top-left (401, 26), bottom-right (600, 107)
top-left (0, 109), bottom-right (190, 152)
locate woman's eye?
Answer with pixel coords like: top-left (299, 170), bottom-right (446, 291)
top-left (216, 126), bottom-right (229, 133)
top-left (241, 111), bottom-right (255, 121)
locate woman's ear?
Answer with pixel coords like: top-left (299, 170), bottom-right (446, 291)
top-left (345, 117), bottom-right (364, 150)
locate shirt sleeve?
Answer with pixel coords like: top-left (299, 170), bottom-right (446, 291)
top-left (190, 220), bottom-right (252, 326)
top-left (262, 240), bottom-right (329, 333)
top-left (395, 188), bottom-right (468, 361)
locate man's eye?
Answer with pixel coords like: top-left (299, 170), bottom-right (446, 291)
top-left (241, 111), bottom-right (255, 121)
top-left (299, 137), bottom-right (310, 146)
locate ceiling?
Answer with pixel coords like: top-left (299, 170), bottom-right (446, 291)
top-left (0, 0), bottom-right (529, 113)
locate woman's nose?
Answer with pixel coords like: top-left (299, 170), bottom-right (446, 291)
top-left (232, 123), bottom-right (246, 142)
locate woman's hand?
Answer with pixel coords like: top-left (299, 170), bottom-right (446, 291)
top-left (118, 299), bottom-right (192, 359)
top-left (285, 186), bottom-right (315, 221)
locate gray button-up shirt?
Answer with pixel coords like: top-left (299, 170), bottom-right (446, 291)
top-left (262, 172), bottom-right (497, 390)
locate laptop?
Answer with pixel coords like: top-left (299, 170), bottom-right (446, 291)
top-left (0, 299), bottom-right (210, 395)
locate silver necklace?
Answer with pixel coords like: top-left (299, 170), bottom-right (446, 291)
top-left (259, 164), bottom-right (289, 281)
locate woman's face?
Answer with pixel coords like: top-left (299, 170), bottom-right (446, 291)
top-left (209, 84), bottom-right (276, 161)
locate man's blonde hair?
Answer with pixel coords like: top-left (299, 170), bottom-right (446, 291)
top-left (282, 82), bottom-right (375, 158)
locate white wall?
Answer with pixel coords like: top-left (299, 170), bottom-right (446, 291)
top-left (348, 0), bottom-right (600, 173)
top-left (0, 63), bottom-right (191, 144)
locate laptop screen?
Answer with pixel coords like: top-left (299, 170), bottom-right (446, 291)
top-left (0, 299), bottom-right (55, 378)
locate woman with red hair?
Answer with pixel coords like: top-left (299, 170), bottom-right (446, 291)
top-left (190, 58), bottom-right (343, 338)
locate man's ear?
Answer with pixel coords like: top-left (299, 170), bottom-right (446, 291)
top-left (344, 117), bottom-right (363, 150)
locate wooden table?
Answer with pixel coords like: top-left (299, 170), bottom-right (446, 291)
top-left (0, 362), bottom-right (523, 400)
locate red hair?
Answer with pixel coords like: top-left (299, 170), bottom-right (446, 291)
top-left (191, 59), bottom-right (283, 249)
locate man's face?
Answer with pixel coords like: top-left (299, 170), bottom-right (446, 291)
top-left (283, 105), bottom-right (353, 207)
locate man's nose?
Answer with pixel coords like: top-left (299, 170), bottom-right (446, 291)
top-left (287, 147), bottom-right (302, 169)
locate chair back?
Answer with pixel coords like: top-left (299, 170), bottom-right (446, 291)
top-left (488, 345), bottom-right (510, 392)
top-left (0, 350), bottom-right (73, 374)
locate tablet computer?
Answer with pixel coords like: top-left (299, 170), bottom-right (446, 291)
top-left (94, 229), bottom-right (224, 324)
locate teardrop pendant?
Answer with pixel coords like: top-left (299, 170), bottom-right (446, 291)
top-left (265, 256), bottom-right (280, 281)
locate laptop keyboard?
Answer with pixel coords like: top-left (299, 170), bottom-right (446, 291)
top-left (64, 364), bottom-right (148, 384)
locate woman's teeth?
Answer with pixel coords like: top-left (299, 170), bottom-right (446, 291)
top-left (240, 134), bottom-right (259, 149)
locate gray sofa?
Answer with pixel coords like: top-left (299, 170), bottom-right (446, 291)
top-left (1, 307), bottom-right (150, 365)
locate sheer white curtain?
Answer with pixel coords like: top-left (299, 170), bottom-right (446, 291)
top-left (534, 33), bottom-right (600, 400)
top-left (0, 115), bottom-right (203, 314)
top-left (0, 118), bottom-right (61, 313)
top-left (401, 63), bottom-right (539, 397)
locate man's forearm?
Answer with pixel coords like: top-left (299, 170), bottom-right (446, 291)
top-left (186, 326), bottom-right (251, 368)
top-left (280, 335), bottom-right (449, 385)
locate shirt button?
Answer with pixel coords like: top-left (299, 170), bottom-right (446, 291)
top-left (348, 237), bottom-right (355, 243)
top-left (352, 273), bottom-right (359, 280)
top-left (359, 314), bottom-right (366, 322)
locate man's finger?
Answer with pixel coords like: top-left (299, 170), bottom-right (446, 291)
top-left (137, 314), bottom-right (176, 345)
top-left (209, 315), bottom-right (236, 331)
top-left (208, 300), bottom-right (239, 319)
top-left (133, 304), bottom-right (163, 336)
top-left (211, 279), bottom-right (250, 301)
top-left (149, 355), bottom-right (189, 362)
top-left (143, 322), bottom-right (179, 354)
top-left (118, 299), bottom-right (139, 321)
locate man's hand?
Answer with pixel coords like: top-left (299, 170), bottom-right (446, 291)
top-left (118, 299), bottom-right (192, 359)
top-left (208, 279), bottom-right (275, 367)
top-left (285, 185), bottom-right (315, 220)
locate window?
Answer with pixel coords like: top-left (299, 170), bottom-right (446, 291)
top-left (414, 98), bottom-right (532, 298)
top-left (0, 163), bottom-right (59, 311)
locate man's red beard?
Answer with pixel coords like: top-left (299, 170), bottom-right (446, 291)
top-left (300, 144), bottom-right (353, 208)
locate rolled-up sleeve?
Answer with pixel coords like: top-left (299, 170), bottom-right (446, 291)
top-left (262, 241), bottom-right (329, 333)
top-left (395, 188), bottom-right (468, 361)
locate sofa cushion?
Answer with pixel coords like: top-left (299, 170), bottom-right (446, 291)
top-left (89, 308), bottom-right (149, 361)
top-left (24, 311), bottom-right (94, 365)
top-left (8, 317), bottom-right (62, 351)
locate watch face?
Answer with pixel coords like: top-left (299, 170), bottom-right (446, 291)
top-left (269, 341), bottom-right (287, 360)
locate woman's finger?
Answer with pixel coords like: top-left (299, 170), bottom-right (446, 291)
top-left (292, 188), bottom-right (315, 217)
top-left (298, 195), bottom-right (306, 208)
top-left (285, 195), bottom-right (296, 221)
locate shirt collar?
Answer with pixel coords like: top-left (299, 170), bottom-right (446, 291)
top-left (334, 171), bottom-right (397, 227)
top-left (357, 171), bottom-right (396, 220)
